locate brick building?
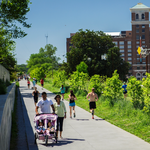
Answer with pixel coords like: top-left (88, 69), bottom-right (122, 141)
top-left (66, 3), bottom-right (150, 80)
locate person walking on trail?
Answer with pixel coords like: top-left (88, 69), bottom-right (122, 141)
top-left (68, 90), bottom-right (77, 118)
top-left (40, 78), bottom-right (44, 90)
top-left (60, 85), bottom-right (65, 100)
top-left (122, 82), bottom-right (127, 99)
top-left (86, 88), bottom-right (98, 119)
top-left (32, 78), bottom-right (36, 89)
top-left (32, 87), bottom-right (40, 106)
top-left (27, 79), bottom-right (30, 89)
top-left (54, 95), bottom-right (66, 139)
top-left (35, 92), bottom-right (55, 115)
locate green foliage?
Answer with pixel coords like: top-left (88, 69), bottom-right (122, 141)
top-left (17, 64), bottom-right (28, 73)
top-left (103, 70), bottom-right (123, 106)
top-left (76, 61), bottom-right (88, 74)
top-left (27, 44), bottom-right (60, 73)
top-left (69, 71), bottom-right (89, 92)
top-left (0, 0), bottom-right (31, 38)
top-left (88, 74), bottom-right (106, 96)
top-left (52, 70), bottom-right (67, 88)
top-left (0, 79), bottom-right (7, 94)
top-left (127, 76), bottom-right (144, 109)
top-left (142, 73), bottom-right (150, 113)
top-left (64, 29), bottom-right (129, 80)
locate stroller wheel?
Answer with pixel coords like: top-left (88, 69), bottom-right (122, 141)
top-left (45, 135), bottom-right (48, 146)
top-left (34, 133), bottom-right (37, 144)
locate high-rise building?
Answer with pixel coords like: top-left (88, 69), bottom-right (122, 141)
top-left (66, 3), bottom-right (150, 80)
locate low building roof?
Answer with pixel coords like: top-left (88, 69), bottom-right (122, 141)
top-left (104, 32), bottom-right (120, 37)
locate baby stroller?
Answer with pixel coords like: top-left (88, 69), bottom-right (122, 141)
top-left (34, 113), bottom-right (58, 146)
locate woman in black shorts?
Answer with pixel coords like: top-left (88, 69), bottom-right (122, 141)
top-left (32, 87), bottom-right (40, 106)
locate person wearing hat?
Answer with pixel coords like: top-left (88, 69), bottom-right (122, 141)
top-left (86, 88), bottom-right (98, 119)
top-left (54, 95), bottom-right (66, 139)
top-left (122, 82), bottom-right (127, 98)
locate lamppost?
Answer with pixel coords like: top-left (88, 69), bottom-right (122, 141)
top-left (139, 47), bottom-right (150, 73)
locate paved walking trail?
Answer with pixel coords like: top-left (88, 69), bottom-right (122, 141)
top-left (19, 80), bottom-right (150, 150)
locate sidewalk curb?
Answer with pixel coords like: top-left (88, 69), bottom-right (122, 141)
top-left (19, 88), bottom-right (38, 150)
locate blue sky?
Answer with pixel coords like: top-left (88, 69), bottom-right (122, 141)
top-left (15, 0), bottom-right (150, 64)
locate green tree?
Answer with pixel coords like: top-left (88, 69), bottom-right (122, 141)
top-left (27, 44), bottom-right (60, 73)
top-left (64, 29), bottom-right (129, 80)
top-left (103, 70), bottom-right (123, 106)
top-left (76, 61), bottom-right (88, 74)
top-left (88, 74), bottom-right (106, 96)
top-left (127, 76), bottom-right (144, 109)
top-left (142, 73), bottom-right (150, 113)
top-left (0, 0), bottom-right (31, 38)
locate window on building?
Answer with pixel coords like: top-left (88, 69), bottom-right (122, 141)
top-left (142, 35), bottom-right (145, 40)
top-left (129, 33), bottom-right (131, 35)
top-left (142, 41), bottom-right (145, 44)
top-left (137, 54), bottom-right (140, 56)
top-left (119, 41), bottom-right (124, 45)
top-left (128, 58), bottom-right (132, 61)
top-left (120, 45), bottom-right (124, 49)
top-left (143, 62), bottom-right (146, 64)
top-left (142, 45), bottom-right (145, 48)
top-left (142, 25), bottom-right (145, 28)
top-left (142, 14), bottom-right (145, 19)
top-left (136, 41), bottom-right (140, 44)
top-left (136, 25), bottom-right (139, 28)
top-left (129, 67), bottom-right (132, 70)
top-left (128, 50), bottom-right (132, 52)
top-left (137, 58), bottom-right (140, 60)
top-left (128, 53), bottom-right (132, 56)
top-left (121, 54), bottom-right (124, 57)
top-left (122, 58), bottom-right (124, 60)
top-left (136, 35), bottom-right (140, 40)
top-left (136, 45), bottom-right (139, 48)
top-left (129, 62), bottom-right (132, 64)
top-left (136, 14), bottom-right (139, 19)
top-left (143, 73), bottom-right (146, 76)
top-left (128, 41), bottom-right (131, 44)
top-left (137, 78), bottom-right (141, 80)
top-left (143, 66), bottom-right (146, 69)
top-left (137, 62), bottom-right (140, 64)
top-left (136, 29), bottom-right (139, 33)
top-left (143, 57), bottom-right (146, 60)
top-left (113, 41), bottom-right (117, 46)
top-left (128, 45), bottom-right (131, 48)
top-left (142, 29), bottom-right (145, 33)
top-left (120, 50), bottom-right (124, 53)
top-left (137, 66), bottom-right (140, 70)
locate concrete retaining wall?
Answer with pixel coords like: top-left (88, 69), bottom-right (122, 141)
top-left (0, 83), bottom-right (16, 150)
top-left (0, 64), bottom-right (10, 82)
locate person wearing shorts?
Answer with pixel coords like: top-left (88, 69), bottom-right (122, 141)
top-left (122, 82), bottom-right (127, 98)
top-left (60, 85), bottom-right (65, 100)
top-left (32, 87), bottom-right (40, 106)
top-left (32, 78), bottom-right (36, 89)
top-left (68, 90), bottom-right (77, 118)
top-left (86, 88), bottom-right (98, 119)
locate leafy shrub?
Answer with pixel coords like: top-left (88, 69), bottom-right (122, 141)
top-left (103, 70), bottom-right (123, 106)
top-left (76, 89), bottom-right (88, 96)
top-left (142, 73), bottom-right (150, 113)
top-left (69, 71), bottom-right (89, 91)
top-left (88, 74), bottom-right (106, 96)
top-left (127, 76), bottom-right (144, 109)
top-left (0, 79), bottom-right (7, 94)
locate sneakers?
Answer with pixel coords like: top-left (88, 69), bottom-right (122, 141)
top-left (70, 116), bottom-right (72, 119)
top-left (74, 113), bottom-right (76, 118)
top-left (92, 116), bottom-right (94, 119)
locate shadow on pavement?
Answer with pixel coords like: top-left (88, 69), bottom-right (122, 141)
top-left (40, 138), bottom-right (85, 147)
top-left (76, 119), bottom-right (89, 121)
top-left (95, 119), bottom-right (105, 121)
top-left (20, 91), bottom-right (38, 150)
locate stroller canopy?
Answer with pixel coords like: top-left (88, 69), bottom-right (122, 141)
top-left (34, 113), bottom-right (58, 122)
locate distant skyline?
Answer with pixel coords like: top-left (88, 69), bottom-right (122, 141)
top-left (15, 0), bottom-right (150, 64)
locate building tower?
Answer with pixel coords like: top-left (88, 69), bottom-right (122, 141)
top-left (130, 3), bottom-right (150, 79)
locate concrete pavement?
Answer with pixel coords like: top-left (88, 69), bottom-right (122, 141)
top-left (19, 79), bottom-right (150, 150)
